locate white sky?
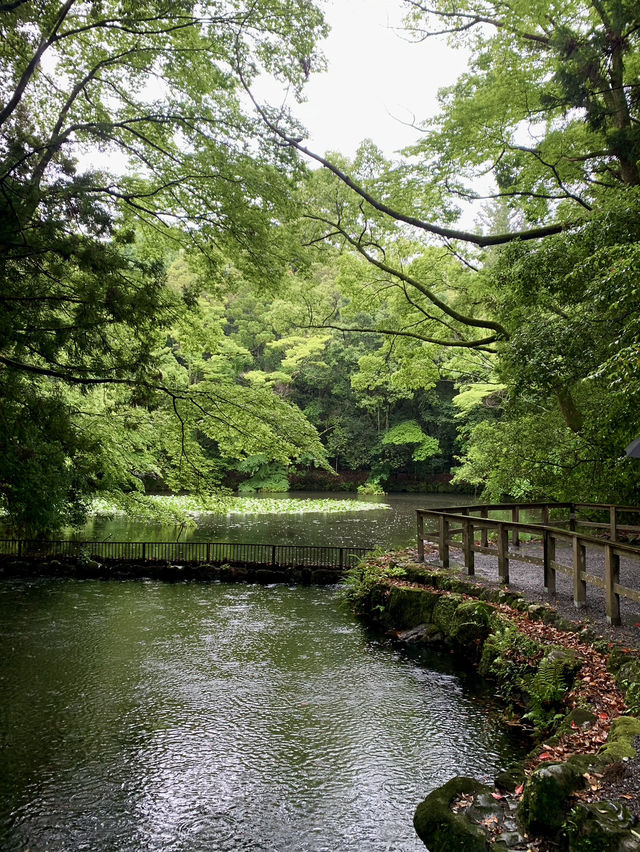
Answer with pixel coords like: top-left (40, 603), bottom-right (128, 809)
top-left (292, 0), bottom-right (469, 158)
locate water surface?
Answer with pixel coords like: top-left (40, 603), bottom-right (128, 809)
top-left (77, 492), bottom-right (470, 550)
top-left (0, 579), bottom-right (522, 852)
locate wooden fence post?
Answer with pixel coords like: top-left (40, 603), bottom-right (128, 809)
top-left (569, 503), bottom-right (576, 532)
top-left (543, 529), bottom-right (556, 594)
top-left (142, 542), bottom-right (146, 561)
top-left (272, 544), bottom-right (277, 565)
top-left (497, 523), bottom-right (509, 584)
top-left (439, 515), bottom-right (450, 569)
top-left (605, 544), bottom-right (621, 626)
top-left (572, 537), bottom-right (586, 609)
top-left (480, 507), bottom-right (488, 548)
top-left (462, 518), bottom-right (475, 575)
top-left (417, 513), bottom-right (425, 563)
top-left (541, 504), bottom-right (549, 527)
top-left (610, 506), bottom-right (618, 542)
top-left (512, 506), bottom-right (520, 547)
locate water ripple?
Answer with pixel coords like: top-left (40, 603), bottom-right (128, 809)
top-left (0, 580), bottom-right (525, 851)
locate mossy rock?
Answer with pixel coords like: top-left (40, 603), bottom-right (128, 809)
top-left (598, 716), bottom-right (640, 764)
top-left (397, 623), bottom-right (442, 643)
top-left (450, 601), bottom-right (494, 649)
top-left (519, 761), bottom-right (586, 835)
top-left (478, 632), bottom-right (502, 678)
top-left (403, 565), bottom-right (443, 586)
top-left (432, 594), bottom-right (464, 637)
top-left (565, 801), bottom-right (640, 852)
top-left (385, 585), bottom-right (439, 629)
top-left (497, 589), bottom-right (525, 607)
top-left (495, 764), bottom-right (527, 793)
top-left (556, 707), bottom-right (598, 738)
top-left (570, 707), bottom-right (598, 727)
top-left (414, 776), bottom-right (491, 852)
top-left (437, 575), bottom-right (478, 595)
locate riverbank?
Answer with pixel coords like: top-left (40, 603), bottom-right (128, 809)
top-left (344, 549), bottom-right (640, 851)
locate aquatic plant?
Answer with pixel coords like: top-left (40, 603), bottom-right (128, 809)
top-left (90, 494), bottom-right (390, 521)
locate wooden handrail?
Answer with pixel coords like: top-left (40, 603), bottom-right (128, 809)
top-left (416, 503), bottom-right (640, 626)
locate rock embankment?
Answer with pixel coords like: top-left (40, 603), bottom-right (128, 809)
top-left (343, 551), bottom-right (640, 852)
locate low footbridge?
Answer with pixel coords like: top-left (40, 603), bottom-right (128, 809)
top-left (0, 539), bottom-right (370, 584)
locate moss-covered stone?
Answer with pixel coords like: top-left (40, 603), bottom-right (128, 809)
top-left (414, 776), bottom-right (491, 852)
top-left (494, 764), bottom-right (527, 793)
top-left (402, 565), bottom-right (443, 586)
top-left (432, 593), bottom-right (464, 636)
top-left (385, 585), bottom-right (440, 628)
top-left (569, 708), bottom-right (598, 727)
top-left (518, 761), bottom-right (586, 835)
top-left (450, 601), bottom-right (493, 649)
top-left (397, 623), bottom-right (442, 643)
top-left (565, 801), bottom-right (640, 852)
top-left (598, 716), bottom-right (640, 763)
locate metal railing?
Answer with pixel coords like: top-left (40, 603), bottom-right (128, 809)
top-left (0, 539), bottom-right (370, 571)
top-left (416, 502), bottom-right (640, 626)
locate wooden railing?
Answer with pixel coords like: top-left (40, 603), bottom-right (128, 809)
top-left (416, 503), bottom-right (640, 626)
top-left (0, 539), bottom-right (369, 571)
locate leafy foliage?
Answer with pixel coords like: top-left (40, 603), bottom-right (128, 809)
top-left (0, 0), bottom-right (328, 532)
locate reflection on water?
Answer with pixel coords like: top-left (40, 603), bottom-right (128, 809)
top-left (76, 492), bottom-right (471, 550)
top-left (0, 580), bottom-right (523, 852)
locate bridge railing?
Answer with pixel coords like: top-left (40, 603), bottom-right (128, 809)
top-left (0, 539), bottom-right (369, 571)
top-left (416, 503), bottom-right (640, 626)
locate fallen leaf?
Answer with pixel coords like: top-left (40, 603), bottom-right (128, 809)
top-left (515, 783), bottom-right (524, 796)
top-left (491, 792), bottom-right (504, 800)
top-left (539, 752), bottom-right (553, 760)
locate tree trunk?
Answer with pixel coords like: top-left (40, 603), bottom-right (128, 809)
top-left (556, 387), bottom-right (584, 432)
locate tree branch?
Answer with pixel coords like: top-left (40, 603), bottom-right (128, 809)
top-left (306, 212), bottom-right (509, 336)
top-left (0, 0), bottom-right (76, 128)
top-left (240, 76), bottom-right (574, 247)
top-left (304, 322), bottom-right (498, 351)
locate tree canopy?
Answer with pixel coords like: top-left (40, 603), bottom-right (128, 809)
top-left (250, 0), bottom-right (640, 502)
top-left (2, 0), bottom-right (639, 532)
top-left (0, 0), bottom-right (328, 531)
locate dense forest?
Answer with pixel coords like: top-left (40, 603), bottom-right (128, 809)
top-left (1, 0), bottom-right (639, 532)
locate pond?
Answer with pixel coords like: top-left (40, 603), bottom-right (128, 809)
top-left (0, 579), bottom-right (524, 852)
top-left (76, 492), bottom-right (472, 551)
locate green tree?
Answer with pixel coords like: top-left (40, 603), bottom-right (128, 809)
top-left (0, 0), bottom-right (328, 531)
top-left (253, 0), bottom-right (640, 501)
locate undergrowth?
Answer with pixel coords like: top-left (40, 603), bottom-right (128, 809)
top-left (340, 551), bottom-right (407, 613)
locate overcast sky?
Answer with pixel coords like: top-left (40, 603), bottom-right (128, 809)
top-left (292, 0), bottom-right (469, 158)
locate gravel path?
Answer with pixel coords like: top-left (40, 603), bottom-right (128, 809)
top-left (422, 541), bottom-right (640, 651)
